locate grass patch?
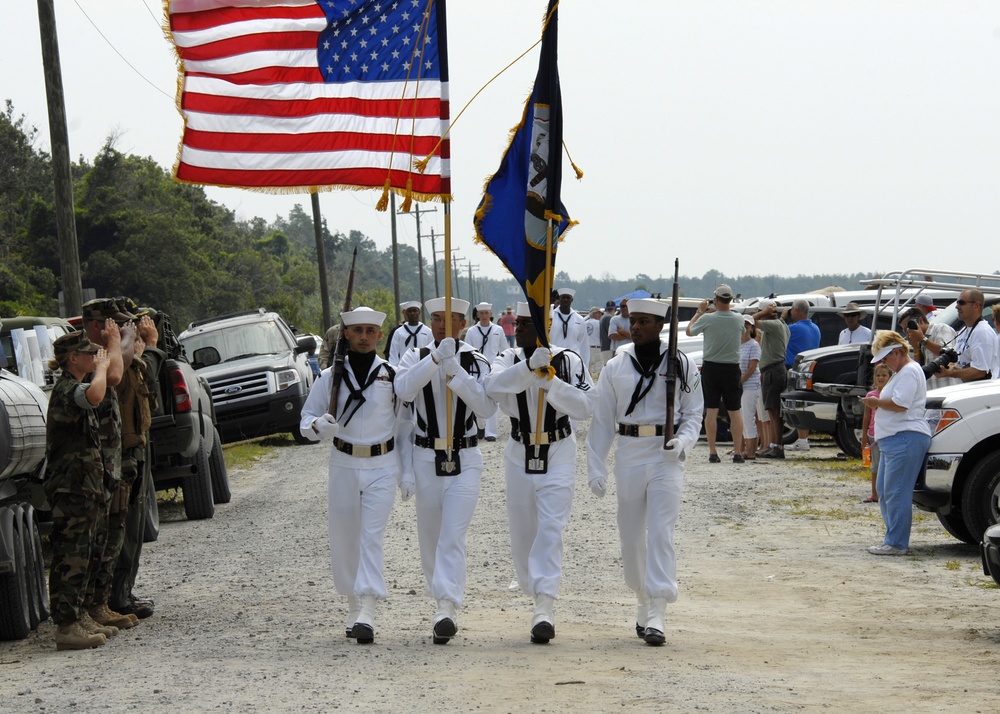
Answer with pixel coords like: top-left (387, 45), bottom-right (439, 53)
top-left (945, 560), bottom-right (961, 571)
top-left (966, 577), bottom-right (1000, 589)
top-left (769, 496), bottom-right (858, 520)
top-left (802, 458), bottom-right (871, 485)
top-left (224, 439), bottom-right (280, 470)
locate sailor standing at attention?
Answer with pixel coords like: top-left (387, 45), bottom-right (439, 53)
top-left (470, 302), bottom-right (507, 441)
top-left (300, 307), bottom-right (408, 645)
top-left (394, 297), bottom-right (497, 644)
top-left (388, 301), bottom-right (433, 367)
top-left (549, 288), bottom-right (590, 361)
top-left (485, 303), bottom-right (597, 643)
top-left (586, 298), bottom-right (704, 646)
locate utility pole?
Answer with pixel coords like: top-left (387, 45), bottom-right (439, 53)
top-left (309, 192), bottom-right (332, 330)
top-left (451, 254), bottom-right (465, 298)
top-left (429, 227), bottom-right (440, 295)
top-left (397, 202), bottom-right (438, 315)
top-left (389, 192), bottom-right (401, 323)
top-left (466, 262), bottom-right (480, 306)
top-left (37, 0), bottom-right (83, 316)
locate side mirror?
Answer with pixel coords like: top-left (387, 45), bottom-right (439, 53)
top-left (191, 346), bottom-right (221, 369)
top-left (295, 334), bottom-right (317, 355)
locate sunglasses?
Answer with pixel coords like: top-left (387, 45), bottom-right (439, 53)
top-left (956, 300), bottom-right (977, 306)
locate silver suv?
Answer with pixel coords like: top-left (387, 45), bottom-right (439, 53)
top-left (179, 309), bottom-right (316, 444)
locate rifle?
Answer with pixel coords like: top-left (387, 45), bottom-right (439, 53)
top-left (328, 247), bottom-right (358, 414)
top-left (664, 258), bottom-right (680, 449)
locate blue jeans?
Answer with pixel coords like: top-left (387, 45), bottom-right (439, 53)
top-left (875, 430), bottom-right (931, 549)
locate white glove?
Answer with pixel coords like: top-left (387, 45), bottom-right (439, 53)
top-left (663, 438), bottom-right (684, 462)
top-left (433, 338), bottom-right (456, 363)
top-left (442, 356), bottom-right (462, 377)
top-left (528, 347), bottom-right (551, 370)
top-left (589, 477), bottom-right (607, 498)
top-left (312, 414), bottom-right (340, 439)
top-left (399, 479), bottom-right (415, 502)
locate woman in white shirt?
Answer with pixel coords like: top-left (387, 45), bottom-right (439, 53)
top-left (861, 331), bottom-right (932, 556)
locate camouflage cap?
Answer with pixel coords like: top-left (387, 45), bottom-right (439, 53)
top-left (82, 298), bottom-right (135, 323)
top-left (52, 331), bottom-right (100, 361)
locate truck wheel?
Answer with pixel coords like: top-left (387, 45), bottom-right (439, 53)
top-left (292, 429), bottom-right (316, 445)
top-left (143, 469), bottom-right (160, 543)
top-left (0, 507), bottom-right (32, 641)
top-left (209, 426), bottom-right (231, 504)
top-left (183, 436), bottom-right (215, 521)
top-left (936, 509), bottom-right (974, 545)
top-left (22, 507), bottom-right (48, 628)
top-left (961, 450), bottom-right (1000, 544)
top-left (834, 415), bottom-right (862, 458)
top-left (27, 508), bottom-right (49, 624)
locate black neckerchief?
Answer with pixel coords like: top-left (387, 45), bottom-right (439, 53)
top-left (556, 310), bottom-right (571, 339)
top-left (476, 324), bottom-right (490, 351)
top-left (338, 350), bottom-right (380, 427)
top-left (403, 323), bottom-right (421, 347)
top-left (625, 342), bottom-right (666, 416)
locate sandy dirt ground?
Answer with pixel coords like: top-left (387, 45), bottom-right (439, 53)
top-left (2, 420), bottom-right (999, 713)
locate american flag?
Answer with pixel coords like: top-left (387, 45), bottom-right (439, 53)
top-left (168, 0), bottom-right (450, 199)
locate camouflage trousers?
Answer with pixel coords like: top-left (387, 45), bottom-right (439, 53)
top-left (85, 480), bottom-right (127, 608)
top-left (48, 491), bottom-right (101, 626)
top-left (111, 461), bottom-right (148, 608)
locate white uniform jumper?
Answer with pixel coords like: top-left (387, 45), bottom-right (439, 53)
top-left (486, 346), bottom-right (596, 639)
top-left (299, 353), bottom-right (403, 636)
top-left (549, 307), bottom-right (590, 365)
top-left (394, 342), bottom-right (497, 624)
top-left (388, 321), bottom-right (433, 367)
top-left (586, 340), bottom-right (703, 637)
top-left (469, 322), bottom-right (507, 439)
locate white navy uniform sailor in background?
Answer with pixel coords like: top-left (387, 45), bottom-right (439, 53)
top-left (299, 307), bottom-right (409, 644)
top-left (550, 303), bottom-right (590, 363)
top-left (470, 302), bottom-right (507, 440)
top-left (388, 300), bottom-right (433, 367)
top-left (393, 296), bottom-right (497, 643)
top-left (485, 302), bottom-right (597, 643)
top-left (586, 298), bottom-right (704, 646)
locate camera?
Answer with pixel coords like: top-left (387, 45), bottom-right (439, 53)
top-left (922, 347), bottom-right (958, 379)
top-left (906, 319), bottom-right (919, 331)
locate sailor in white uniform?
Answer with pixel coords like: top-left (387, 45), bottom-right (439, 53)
top-left (299, 307), bottom-right (409, 645)
top-left (388, 300), bottom-right (433, 367)
top-left (586, 298), bottom-right (704, 646)
top-left (485, 302), bottom-right (597, 643)
top-left (394, 296), bottom-right (497, 644)
top-left (469, 302), bottom-right (507, 441)
top-left (549, 288), bottom-right (590, 362)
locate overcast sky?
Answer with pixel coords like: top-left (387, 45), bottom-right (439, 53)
top-left (4, 1), bottom-right (1000, 284)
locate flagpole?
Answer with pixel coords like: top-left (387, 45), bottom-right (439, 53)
top-left (535, 218), bottom-right (555, 449)
top-left (443, 202), bottom-right (454, 454)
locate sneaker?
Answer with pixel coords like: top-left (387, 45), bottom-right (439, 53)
top-left (733, 454), bottom-right (745, 464)
top-left (760, 447), bottom-right (785, 459)
top-left (708, 453), bottom-right (721, 463)
top-left (786, 439), bottom-right (811, 452)
top-left (868, 544), bottom-right (909, 556)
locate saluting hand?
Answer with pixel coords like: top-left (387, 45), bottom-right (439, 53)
top-left (93, 347), bottom-right (110, 371)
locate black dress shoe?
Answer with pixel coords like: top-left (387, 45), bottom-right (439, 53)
top-left (530, 621), bottom-right (554, 644)
top-left (351, 622), bottom-right (374, 644)
top-left (635, 623), bottom-right (645, 639)
top-left (432, 617), bottom-right (456, 644)
top-left (484, 436), bottom-right (496, 442)
top-left (113, 598), bottom-right (154, 619)
top-left (644, 627), bottom-right (665, 646)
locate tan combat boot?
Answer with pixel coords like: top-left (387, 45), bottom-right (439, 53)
top-left (55, 621), bottom-right (107, 651)
top-left (90, 603), bottom-right (138, 629)
top-left (80, 612), bottom-right (118, 638)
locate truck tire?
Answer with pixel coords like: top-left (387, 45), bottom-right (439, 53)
top-left (292, 429), bottom-right (316, 445)
top-left (0, 506), bottom-right (31, 641)
top-left (834, 414), bottom-right (862, 458)
top-left (209, 426), bottom-right (231, 504)
top-left (936, 509), bottom-right (974, 545)
top-left (183, 436), bottom-right (215, 521)
top-left (22, 506), bottom-right (49, 628)
top-left (961, 450), bottom-right (1000, 545)
top-left (143, 469), bottom-right (160, 543)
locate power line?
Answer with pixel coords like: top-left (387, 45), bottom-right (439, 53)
top-left (140, 0), bottom-right (163, 31)
top-left (71, 0), bottom-right (174, 102)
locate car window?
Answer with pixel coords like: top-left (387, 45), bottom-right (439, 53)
top-left (181, 320), bottom-right (290, 364)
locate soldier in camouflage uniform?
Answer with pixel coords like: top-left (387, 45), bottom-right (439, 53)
top-left (81, 299), bottom-right (140, 631)
top-left (111, 302), bottom-right (162, 619)
top-left (45, 331), bottom-right (112, 650)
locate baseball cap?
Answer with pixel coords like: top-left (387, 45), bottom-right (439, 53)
top-left (758, 298), bottom-right (777, 311)
top-left (82, 298), bottom-right (135, 323)
top-left (871, 343), bottom-right (902, 364)
top-left (605, 300), bottom-right (616, 309)
top-left (915, 294), bottom-right (937, 311)
top-left (714, 284), bottom-right (734, 299)
top-left (52, 331), bottom-right (100, 361)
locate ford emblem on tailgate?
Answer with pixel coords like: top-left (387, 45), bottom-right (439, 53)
top-left (224, 386), bottom-right (242, 394)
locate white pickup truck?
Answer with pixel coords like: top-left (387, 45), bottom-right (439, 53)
top-left (918, 380), bottom-right (1000, 545)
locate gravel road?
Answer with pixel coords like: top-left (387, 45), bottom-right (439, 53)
top-left (2, 421), bottom-right (998, 713)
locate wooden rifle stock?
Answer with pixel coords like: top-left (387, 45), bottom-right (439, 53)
top-left (665, 258), bottom-right (680, 448)
top-left (328, 247), bottom-right (358, 414)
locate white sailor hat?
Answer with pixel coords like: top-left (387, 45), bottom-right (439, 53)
top-left (627, 298), bottom-right (669, 318)
top-left (399, 301), bottom-right (421, 311)
top-left (341, 306), bottom-right (386, 327)
top-left (516, 302), bottom-right (532, 317)
top-left (424, 297), bottom-right (470, 316)
top-left (475, 302), bottom-right (493, 312)
top-left (557, 288), bottom-right (575, 297)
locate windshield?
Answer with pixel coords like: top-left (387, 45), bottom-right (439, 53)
top-left (181, 320), bottom-right (289, 363)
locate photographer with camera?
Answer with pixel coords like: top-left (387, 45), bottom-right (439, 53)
top-left (911, 289), bottom-right (997, 383)
top-left (902, 308), bottom-right (959, 387)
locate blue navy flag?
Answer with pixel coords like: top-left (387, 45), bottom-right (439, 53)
top-left (473, 0), bottom-right (573, 347)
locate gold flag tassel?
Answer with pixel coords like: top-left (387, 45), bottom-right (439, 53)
top-left (564, 141), bottom-right (584, 180)
top-left (375, 177), bottom-right (392, 212)
top-left (400, 177), bottom-right (414, 213)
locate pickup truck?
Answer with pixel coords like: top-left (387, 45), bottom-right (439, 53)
top-left (918, 380), bottom-right (1000, 545)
